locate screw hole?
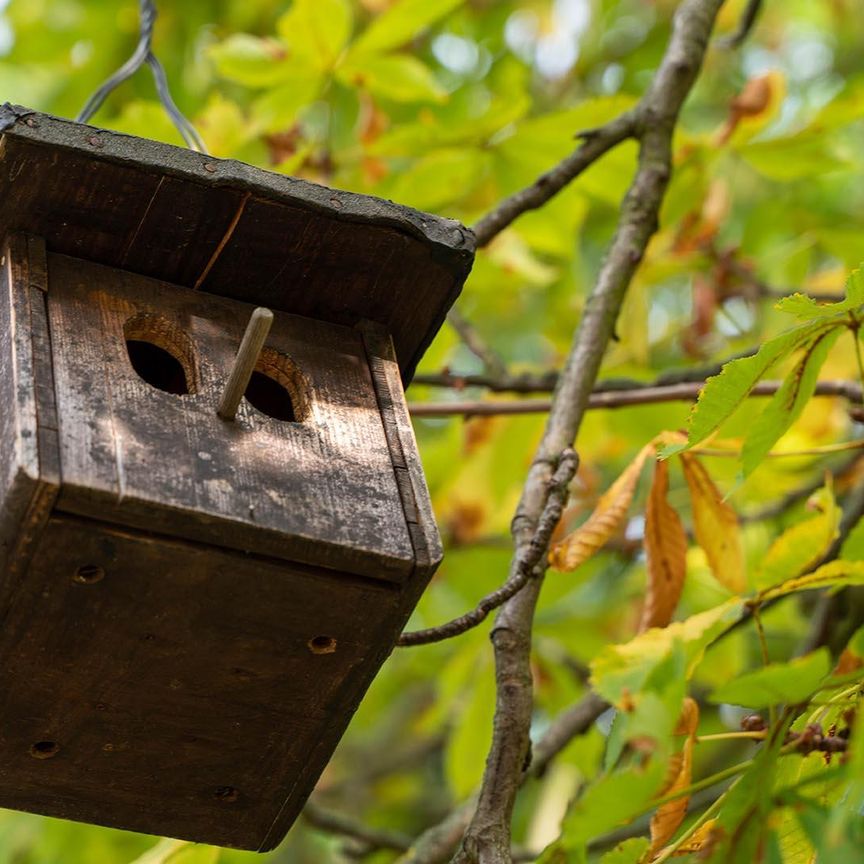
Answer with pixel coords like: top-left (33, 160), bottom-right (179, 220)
top-left (30, 741), bottom-right (60, 759)
top-left (308, 635), bottom-right (337, 655)
top-left (73, 564), bottom-right (104, 584)
top-left (214, 785), bottom-right (239, 802)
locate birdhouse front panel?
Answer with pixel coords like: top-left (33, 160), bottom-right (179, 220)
top-left (45, 252), bottom-right (416, 581)
top-left (0, 107), bottom-right (474, 851)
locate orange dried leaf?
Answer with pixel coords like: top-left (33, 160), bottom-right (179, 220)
top-left (649, 736), bottom-right (695, 855)
top-left (675, 697), bottom-right (700, 737)
top-left (680, 453), bottom-right (746, 594)
top-left (716, 72), bottom-right (782, 145)
top-left (640, 459), bottom-right (688, 631)
top-left (549, 443), bottom-right (654, 571)
top-left (666, 818), bottom-right (721, 857)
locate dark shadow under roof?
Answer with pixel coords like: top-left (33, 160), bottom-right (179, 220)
top-left (0, 105), bottom-right (475, 381)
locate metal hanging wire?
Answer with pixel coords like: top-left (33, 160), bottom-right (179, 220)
top-left (77, 0), bottom-right (208, 153)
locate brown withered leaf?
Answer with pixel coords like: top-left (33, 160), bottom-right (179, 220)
top-left (648, 698), bottom-right (700, 856)
top-left (549, 443), bottom-right (654, 571)
top-left (716, 73), bottom-right (778, 145)
top-left (680, 453), bottom-right (746, 594)
top-left (640, 459), bottom-right (688, 631)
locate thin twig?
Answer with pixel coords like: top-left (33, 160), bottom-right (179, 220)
top-left (472, 112), bottom-right (637, 247)
top-left (451, 3), bottom-right (726, 861)
top-left (530, 691), bottom-right (610, 778)
top-left (398, 449), bottom-right (578, 647)
top-left (303, 801), bottom-right (412, 854)
top-left (408, 379), bottom-right (863, 418)
top-left (447, 308), bottom-right (508, 378)
top-left (719, 0), bottom-right (764, 48)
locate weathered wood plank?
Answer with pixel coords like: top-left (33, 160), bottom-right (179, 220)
top-left (47, 253), bottom-right (414, 581)
top-left (0, 516), bottom-right (401, 849)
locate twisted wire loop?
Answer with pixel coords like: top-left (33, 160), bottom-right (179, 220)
top-left (76, 0), bottom-right (208, 153)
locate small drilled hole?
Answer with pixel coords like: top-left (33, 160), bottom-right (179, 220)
top-left (214, 785), bottom-right (239, 802)
top-left (73, 564), bottom-right (105, 584)
top-left (30, 741), bottom-right (60, 759)
top-left (308, 635), bottom-right (337, 655)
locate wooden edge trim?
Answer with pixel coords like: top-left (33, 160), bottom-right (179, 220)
top-left (357, 320), bottom-right (443, 578)
top-left (0, 233), bottom-right (59, 598)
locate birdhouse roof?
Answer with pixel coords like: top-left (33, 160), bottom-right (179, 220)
top-left (0, 105), bottom-right (475, 381)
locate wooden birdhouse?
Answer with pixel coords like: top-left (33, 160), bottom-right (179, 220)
top-left (0, 106), bottom-right (474, 850)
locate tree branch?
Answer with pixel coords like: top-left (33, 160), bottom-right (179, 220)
top-left (719, 0), bottom-right (764, 48)
top-left (407, 379), bottom-right (862, 418)
top-left (447, 308), bottom-right (509, 378)
top-left (452, 2), bottom-right (726, 861)
top-left (472, 113), bottom-right (637, 247)
top-left (303, 801), bottom-right (413, 855)
top-left (398, 449), bottom-right (578, 647)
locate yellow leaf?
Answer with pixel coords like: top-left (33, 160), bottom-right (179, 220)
top-left (549, 443), bottom-right (654, 571)
top-left (758, 559), bottom-right (864, 603)
top-left (648, 700), bottom-right (700, 855)
top-left (640, 459), bottom-right (688, 630)
top-left (680, 454), bottom-right (746, 593)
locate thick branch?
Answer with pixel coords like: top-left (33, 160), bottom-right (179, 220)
top-left (398, 449), bottom-right (577, 647)
top-left (452, 2), bottom-right (726, 862)
top-left (408, 379), bottom-right (863, 418)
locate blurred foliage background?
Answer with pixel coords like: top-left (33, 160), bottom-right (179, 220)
top-left (2, 0), bottom-right (864, 861)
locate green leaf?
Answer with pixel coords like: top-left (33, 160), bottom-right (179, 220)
top-left (385, 148), bottom-right (490, 211)
top-left (590, 599), bottom-right (743, 706)
top-left (775, 266), bottom-right (864, 320)
top-left (846, 624), bottom-right (864, 659)
top-left (551, 760), bottom-right (667, 861)
top-left (709, 649), bottom-right (831, 708)
top-left (338, 54), bottom-right (447, 103)
top-left (600, 838), bottom-right (651, 864)
top-left (741, 326), bottom-right (841, 475)
top-left (276, 0), bottom-right (353, 70)
top-left (351, 0), bottom-right (464, 55)
top-left (708, 717), bottom-right (794, 862)
top-left (738, 132), bottom-right (851, 181)
top-left (826, 694), bottom-right (864, 844)
top-left (250, 76), bottom-right (324, 132)
top-left (131, 840), bottom-right (220, 864)
top-left (754, 484), bottom-right (839, 589)
top-left (443, 653), bottom-right (496, 800)
top-left (664, 320), bottom-right (832, 457)
top-left (208, 34), bottom-right (299, 87)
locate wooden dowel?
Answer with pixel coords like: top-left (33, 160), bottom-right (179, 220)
top-left (218, 307), bottom-right (273, 421)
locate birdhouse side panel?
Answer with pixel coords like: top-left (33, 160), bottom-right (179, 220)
top-left (0, 515), bottom-right (405, 850)
top-left (44, 254), bottom-right (415, 581)
top-left (0, 234), bottom-right (57, 584)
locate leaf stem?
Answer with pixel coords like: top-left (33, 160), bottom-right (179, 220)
top-left (852, 321), bottom-right (864, 392)
top-left (752, 608), bottom-right (777, 727)
top-left (696, 731), bottom-right (766, 743)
